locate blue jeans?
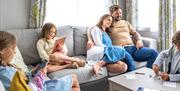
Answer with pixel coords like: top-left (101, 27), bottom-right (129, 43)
top-left (124, 46), bottom-right (159, 69)
top-left (124, 51), bottom-right (136, 72)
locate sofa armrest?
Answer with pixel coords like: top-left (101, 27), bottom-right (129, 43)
top-left (142, 37), bottom-right (157, 50)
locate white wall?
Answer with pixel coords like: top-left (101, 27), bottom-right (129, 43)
top-left (0, 0), bottom-right (30, 30)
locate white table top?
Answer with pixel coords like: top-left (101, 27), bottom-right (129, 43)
top-left (108, 67), bottom-right (180, 91)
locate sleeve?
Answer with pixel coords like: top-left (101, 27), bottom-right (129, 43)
top-left (91, 27), bottom-right (106, 47)
top-left (36, 39), bottom-right (49, 61)
top-left (87, 27), bottom-right (93, 41)
top-left (169, 74), bottom-right (180, 81)
top-left (127, 21), bottom-right (142, 41)
top-left (153, 50), bottom-right (169, 67)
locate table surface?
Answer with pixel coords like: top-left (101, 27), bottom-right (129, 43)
top-left (108, 67), bottom-right (180, 91)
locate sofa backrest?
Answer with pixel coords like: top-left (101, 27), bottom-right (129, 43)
top-left (73, 26), bottom-right (88, 56)
top-left (5, 29), bottom-right (42, 65)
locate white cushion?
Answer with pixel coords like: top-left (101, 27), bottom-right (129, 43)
top-left (0, 80), bottom-right (5, 91)
top-left (10, 47), bottom-right (29, 72)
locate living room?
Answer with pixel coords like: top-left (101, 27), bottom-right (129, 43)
top-left (0, 0), bottom-right (180, 91)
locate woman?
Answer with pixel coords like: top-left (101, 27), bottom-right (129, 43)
top-left (87, 14), bottom-right (136, 75)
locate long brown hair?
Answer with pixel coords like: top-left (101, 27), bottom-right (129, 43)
top-left (0, 31), bottom-right (16, 66)
top-left (40, 22), bottom-right (57, 39)
top-left (96, 14), bottom-right (112, 33)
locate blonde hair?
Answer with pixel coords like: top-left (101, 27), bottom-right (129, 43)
top-left (0, 31), bottom-right (16, 66)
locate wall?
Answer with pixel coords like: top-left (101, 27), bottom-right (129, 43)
top-left (0, 0), bottom-right (30, 30)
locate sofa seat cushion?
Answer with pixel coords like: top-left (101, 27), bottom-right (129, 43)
top-left (48, 64), bottom-right (108, 84)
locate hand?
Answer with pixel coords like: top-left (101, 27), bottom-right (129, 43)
top-left (136, 40), bottom-right (143, 49)
top-left (152, 64), bottom-right (160, 76)
top-left (56, 44), bottom-right (63, 51)
top-left (160, 72), bottom-right (169, 81)
top-left (87, 40), bottom-right (94, 50)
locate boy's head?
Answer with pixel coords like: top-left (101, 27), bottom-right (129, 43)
top-left (41, 22), bottom-right (57, 39)
top-left (0, 31), bottom-right (16, 65)
top-left (172, 30), bottom-right (180, 50)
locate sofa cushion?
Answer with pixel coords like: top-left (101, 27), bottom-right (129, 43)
top-left (57, 25), bottom-right (74, 56)
top-left (48, 56), bottom-right (108, 84)
top-left (48, 65), bottom-right (108, 84)
top-left (73, 26), bottom-right (88, 55)
top-left (5, 29), bottom-right (42, 65)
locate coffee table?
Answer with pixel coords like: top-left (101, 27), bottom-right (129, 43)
top-left (108, 67), bottom-right (180, 91)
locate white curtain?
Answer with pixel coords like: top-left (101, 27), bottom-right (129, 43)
top-left (44, 0), bottom-right (112, 26)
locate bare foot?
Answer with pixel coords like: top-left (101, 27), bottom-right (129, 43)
top-left (93, 63), bottom-right (101, 75)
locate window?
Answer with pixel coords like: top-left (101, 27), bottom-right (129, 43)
top-left (137, 0), bottom-right (159, 32)
top-left (177, 0), bottom-right (180, 31)
top-left (44, 0), bottom-right (112, 27)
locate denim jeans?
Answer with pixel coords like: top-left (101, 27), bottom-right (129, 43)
top-left (124, 46), bottom-right (159, 69)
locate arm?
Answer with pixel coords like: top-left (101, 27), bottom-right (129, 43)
top-left (127, 21), bottom-right (143, 48)
top-left (153, 50), bottom-right (169, 75)
top-left (36, 39), bottom-right (49, 61)
top-left (87, 27), bottom-right (94, 50)
top-left (91, 26), bottom-right (106, 47)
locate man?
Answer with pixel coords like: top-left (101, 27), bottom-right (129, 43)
top-left (109, 5), bottom-right (159, 69)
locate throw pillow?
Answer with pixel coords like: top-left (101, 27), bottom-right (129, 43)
top-left (10, 47), bottom-right (29, 72)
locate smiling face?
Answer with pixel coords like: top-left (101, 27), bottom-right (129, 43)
top-left (111, 8), bottom-right (122, 21)
top-left (102, 16), bottom-right (113, 28)
top-left (46, 27), bottom-right (56, 39)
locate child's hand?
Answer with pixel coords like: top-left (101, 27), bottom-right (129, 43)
top-left (160, 72), bottom-right (169, 81)
top-left (87, 40), bottom-right (94, 50)
top-left (152, 64), bottom-right (160, 76)
top-left (56, 44), bottom-right (63, 51)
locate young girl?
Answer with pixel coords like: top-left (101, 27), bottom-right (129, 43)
top-left (87, 14), bottom-right (136, 75)
top-left (37, 23), bottom-right (85, 72)
top-left (153, 31), bottom-right (180, 81)
top-left (0, 31), bottom-right (80, 91)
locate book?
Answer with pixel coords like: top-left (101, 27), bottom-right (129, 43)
top-left (52, 37), bottom-right (66, 53)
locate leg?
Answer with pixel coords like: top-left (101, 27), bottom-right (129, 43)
top-left (71, 74), bottom-right (80, 91)
top-left (49, 52), bottom-right (74, 62)
top-left (93, 61), bottom-right (106, 75)
top-left (123, 52), bottom-right (136, 72)
top-left (132, 47), bottom-right (159, 68)
top-left (106, 61), bottom-right (127, 73)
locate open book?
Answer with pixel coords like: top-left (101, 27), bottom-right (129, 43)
top-left (52, 37), bottom-right (66, 53)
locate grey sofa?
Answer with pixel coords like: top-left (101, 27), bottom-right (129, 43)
top-left (0, 25), bottom-right (157, 91)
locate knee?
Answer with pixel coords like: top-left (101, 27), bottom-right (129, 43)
top-left (117, 62), bottom-right (128, 73)
top-left (49, 54), bottom-right (56, 60)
